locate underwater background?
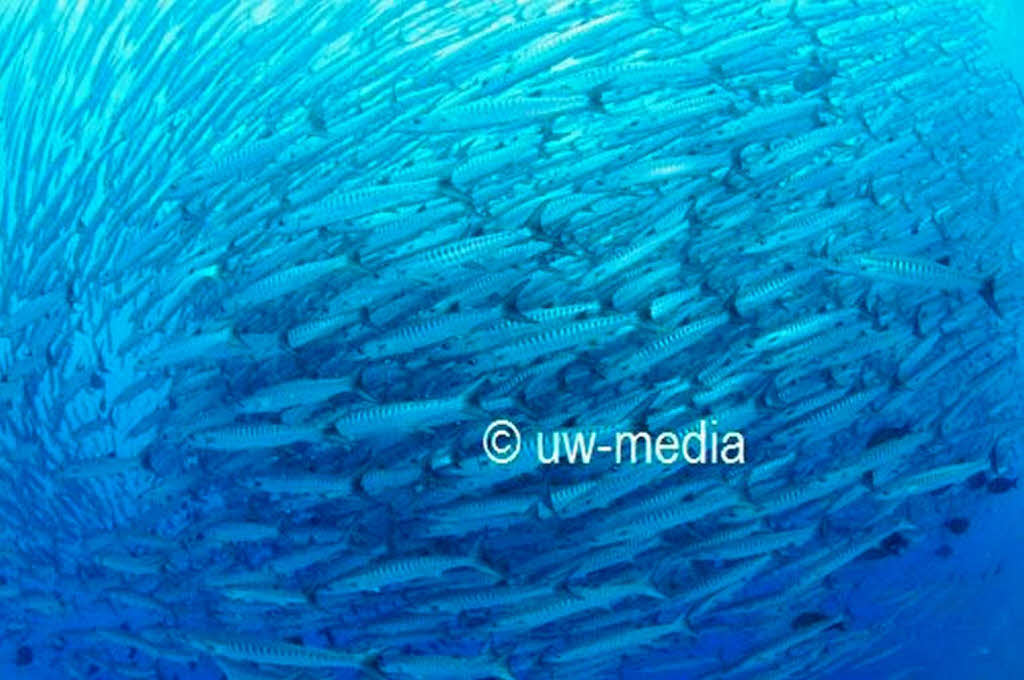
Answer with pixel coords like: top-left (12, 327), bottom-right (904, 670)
top-left (1, 0), bottom-right (1023, 678)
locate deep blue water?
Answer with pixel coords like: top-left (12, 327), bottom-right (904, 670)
top-left (0, 1), bottom-right (1022, 679)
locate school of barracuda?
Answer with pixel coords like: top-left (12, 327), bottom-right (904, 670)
top-left (1, 0), bottom-right (1023, 678)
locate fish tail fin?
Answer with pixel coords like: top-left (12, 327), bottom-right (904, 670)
top-left (644, 572), bottom-right (668, 600)
top-left (277, 328), bottom-right (301, 356)
top-left (681, 604), bottom-right (700, 639)
top-left (499, 653), bottom-right (516, 680)
top-left (357, 306), bottom-right (382, 334)
top-left (674, 608), bottom-right (696, 637)
top-left (863, 175), bottom-right (881, 207)
top-left (728, 143), bottom-right (750, 179)
top-left (500, 280), bottom-right (535, 324)
top-left (522, 207), bottom-right (576, 258)
top-left (350, 366), bottom-right (375, 403)
top-left (979, 275), bottom-right (1002, 318)
top-left (306, 98), bottom-right (328, 137)
top-left (818, 231), bottom-right (839, 260)
top-left (785, 0), bottom-right (798, 20)
top-left (990, 442), bottom-right (1001, 475)
top-left (512, 390), bottom-right (542, 422)
top-left (637, 0), bottom-right (673, 31)
top-left (528, 499), bottom-right (550, 522)
top-left (896, 503), bottom-right (921, 536)
top-left (854, 105), bottom-right (876, 138)
top-left (911, 302), bottom-right (927, 338)
top-left (539, 479), bottom-right (557, 518)
top-left (587, 85), bottom-right (608, 114)
top-left (437, 178), bottom-right (478, 212)
top-left (817, 513), bottom-right (832, 541)
top-left (359, 652), bottom-right (386, 680)
top-left (344, 248), bottom-right (373, 277)
top-left (226, 326), bottom-right (249, 351)
top-left (786, 0), bottom-right (808, 30)
top-left (724, 292), bottom-right (744, 321)
top-left (536, 645), bottom-right (558, 668)
top-left (472, 538), bottom-right (505, 581)
top-left (312, 408), bottom-right (341, 433)
top-left (459, 377), bottom-right (491, 418)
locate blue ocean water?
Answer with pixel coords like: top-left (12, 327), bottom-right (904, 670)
top-left (0, 1), bottom-right (1022, 679)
